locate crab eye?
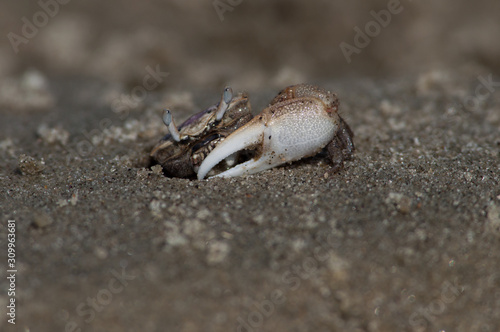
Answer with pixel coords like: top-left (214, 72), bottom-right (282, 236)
top-left (215, 86), bottom-right (233, 121)
top-left (223, 87), bottom-right (233, 104)
top-left (162, 109), bottom-right (181, 142)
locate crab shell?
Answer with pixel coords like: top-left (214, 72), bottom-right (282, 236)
top-left (270, 84), bottom-right (339, 109)
top-left (150, 92), bottom-right (252, 178)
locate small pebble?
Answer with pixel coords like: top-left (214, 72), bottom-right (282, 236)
top-left (385, 192), bottom-right (412, 214)
top-left (206, 241), bottom-right (230, 265)
top-left (32, 212), bottom-right (53, 228)
top-left (18, 154), bottom-right (45, 175)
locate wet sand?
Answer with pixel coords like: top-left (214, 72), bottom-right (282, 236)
top-left (1, 69), bottom-right (499, 331)
top-left (1, 1), bottom-right (500, 331)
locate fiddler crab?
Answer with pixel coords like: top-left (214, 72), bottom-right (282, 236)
top-left (150, 87), bottom-right (253, 177)
top-left (150, 84), bottom-right (354, 179)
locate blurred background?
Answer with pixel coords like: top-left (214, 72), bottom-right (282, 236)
top-left (1, 0), bottom-right (499, 91)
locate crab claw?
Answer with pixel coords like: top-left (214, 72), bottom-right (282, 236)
top-left (197, 96), bottom-right (341, 180)
top-left (197, 118), bottom-right (265, 179)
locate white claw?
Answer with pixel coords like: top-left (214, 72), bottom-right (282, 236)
top-left (215, 87), bottom-right (233, 121)
top-left (197, 119), bottom-right (265, 180)
top-left (162, 109), bottom-right (181, 142)
top-left (198, 95), bottom-right (340, 180)
top-left (212, 153), bottom-right (277, 178)
top-left (198, 127), bottom-right (284, 179)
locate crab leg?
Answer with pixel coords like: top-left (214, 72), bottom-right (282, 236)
top-left (162, 109), bottom-right (181, 142)
top-left (197, 119), bottom-right (266, 180)
top-left (215, 87), bottom-right (233, 121)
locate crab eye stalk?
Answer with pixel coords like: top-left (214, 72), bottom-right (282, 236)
top-left (162, 109), bottom-right (181, 142)
top-left (215, 86), bottom-right (233, 121)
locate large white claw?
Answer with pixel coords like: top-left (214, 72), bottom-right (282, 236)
top-left (209, 151), bottom-right (277, 178)
top-left (197, 97), bottom-right (340, 180)
top-left (197, 119), bottom-right (265, 180)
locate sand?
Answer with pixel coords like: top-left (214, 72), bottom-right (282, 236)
top-left (0, 69), bottom-right (499, 331)
top-left (1, 1), bottom-right (500, 331)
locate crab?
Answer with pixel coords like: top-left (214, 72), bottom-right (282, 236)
top-left (150, 87), bottom-right (253, 178)
top-left (197, 83), bottom-right (354, 179)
